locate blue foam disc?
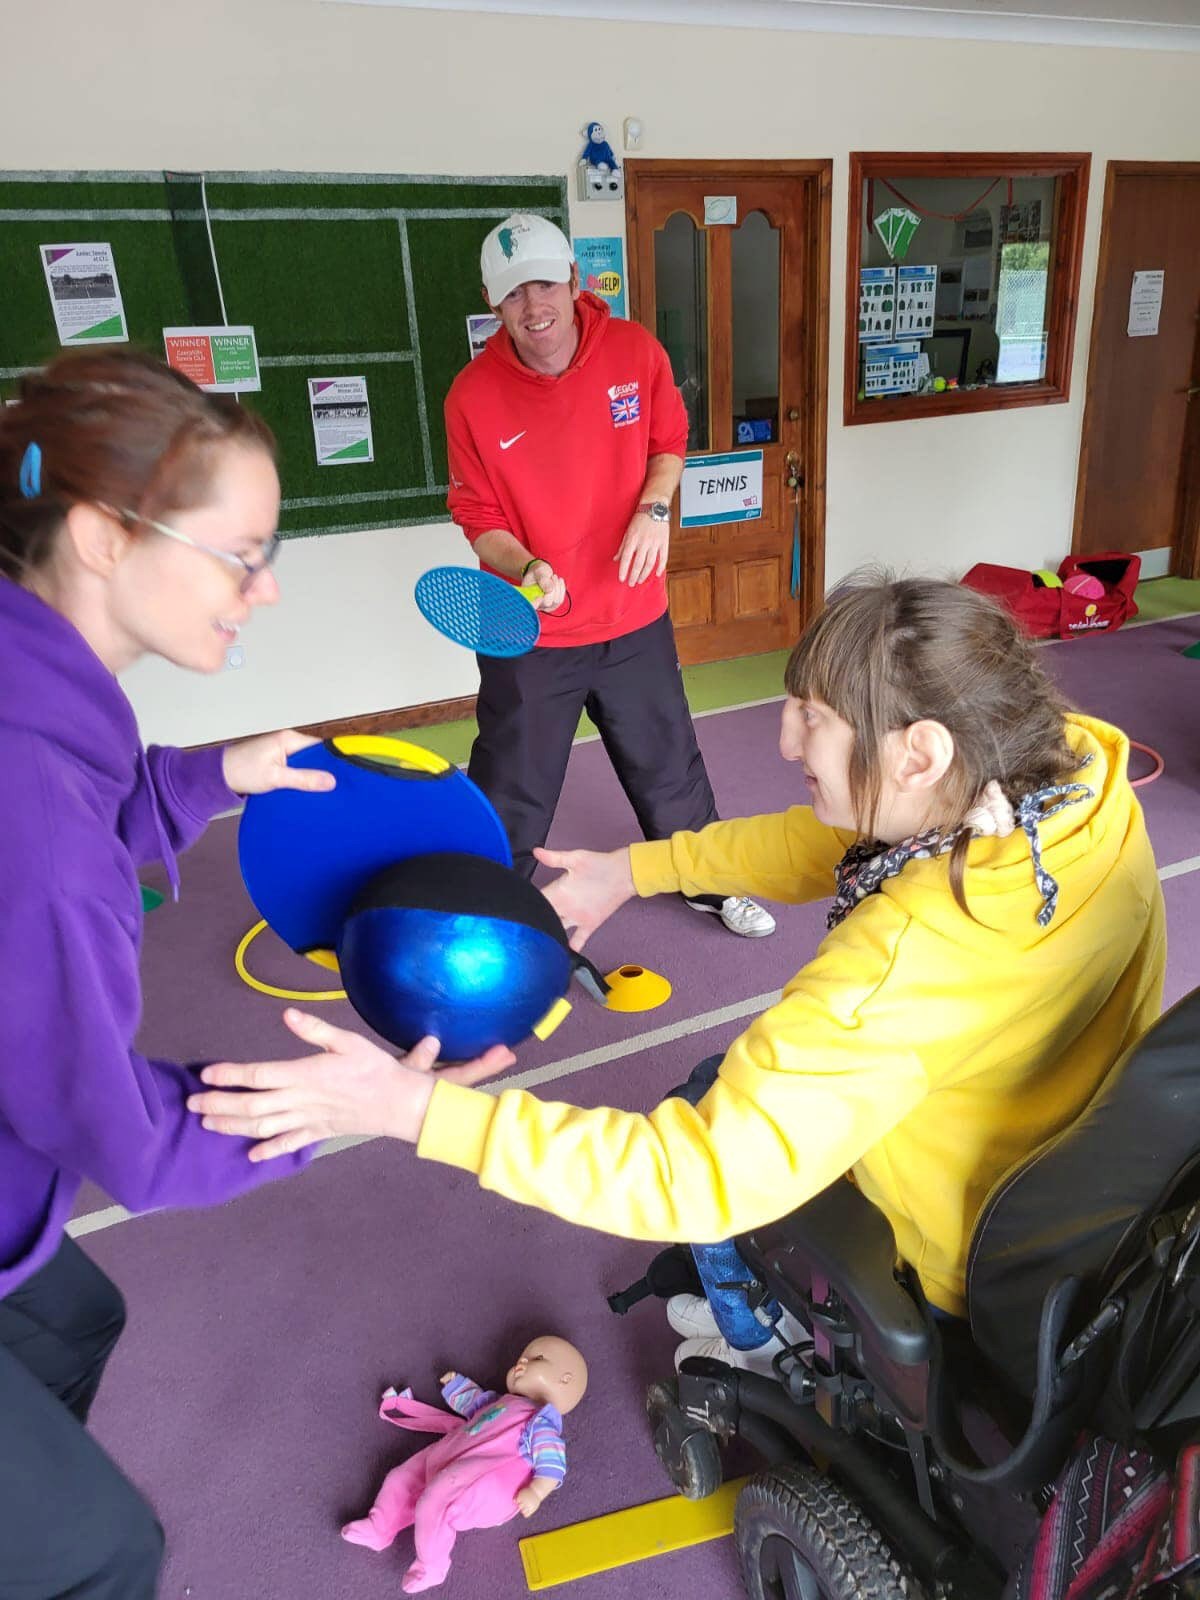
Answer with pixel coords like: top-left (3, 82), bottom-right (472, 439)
top-left (237, 737), bottom-right (511, 956)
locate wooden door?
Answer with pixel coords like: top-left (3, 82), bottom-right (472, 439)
top-left (1073, 165), bottom-right (1200, 572)
top-left (625, 161), bottom-right (831, 664)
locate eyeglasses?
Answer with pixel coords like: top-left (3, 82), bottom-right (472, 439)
top-left (100, 504), bottom-right (281, 594)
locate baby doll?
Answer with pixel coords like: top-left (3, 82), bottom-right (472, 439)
top-left (341, 1335), bottom-right (587, 1594)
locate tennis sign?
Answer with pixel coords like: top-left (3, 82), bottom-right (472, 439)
top-left (679, 450), bottom-right (763, 528)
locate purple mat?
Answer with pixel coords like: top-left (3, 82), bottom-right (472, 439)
top-left (77, 615), bottom-right (1200, 1600)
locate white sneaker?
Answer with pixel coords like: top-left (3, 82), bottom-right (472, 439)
top-left (666, 1294), bottom-right (720, 1339)
top-left (674, 1333), bottom-right (784, 1378)
top-left (685, 895), bottom-right (777, 939)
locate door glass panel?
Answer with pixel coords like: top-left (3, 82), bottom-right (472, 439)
top-left (654, 211), bottom-right (709, 451)
top-left (732, 209), bottom-right (780, 444)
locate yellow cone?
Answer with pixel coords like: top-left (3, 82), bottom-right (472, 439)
top-left (603, 964), bottom-right (672, 1013)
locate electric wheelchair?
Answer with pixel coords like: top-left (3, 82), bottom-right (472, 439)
top-left (646, 985), bottom-right (1200, 1599)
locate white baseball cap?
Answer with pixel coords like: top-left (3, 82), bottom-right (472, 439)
top-left (481, 214), bottom-right (575, 305)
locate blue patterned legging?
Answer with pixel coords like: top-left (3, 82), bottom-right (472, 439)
top-left (667, 1056), bottom-right (782, 1350)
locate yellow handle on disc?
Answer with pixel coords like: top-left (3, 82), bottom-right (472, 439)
top-left (330, 735), bottom-right (450, 774)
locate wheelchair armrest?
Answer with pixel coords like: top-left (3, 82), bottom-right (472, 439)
top-left (738, 1177), bottom-right (933, 1369)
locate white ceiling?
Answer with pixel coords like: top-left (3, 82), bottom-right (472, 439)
top-left (324, 0), bottom-right (1200, 50)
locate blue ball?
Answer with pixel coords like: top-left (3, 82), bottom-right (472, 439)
top-left (336, 853), bottom-right (573, 1060)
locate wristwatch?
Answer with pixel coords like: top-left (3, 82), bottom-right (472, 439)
top-left (638, 501), bottom-right (671, 524)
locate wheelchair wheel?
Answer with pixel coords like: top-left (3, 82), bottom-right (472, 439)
top-left (646, 1378), bottom-right (723, 1501)
top-left (735, 1464), bottom-right (925, 1600)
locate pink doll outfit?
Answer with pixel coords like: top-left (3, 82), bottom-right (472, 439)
top-left (341, 1374), bottom-right (566, 1593)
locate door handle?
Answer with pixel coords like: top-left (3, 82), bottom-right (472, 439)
top-left (1188, 386), bottom-right (1200, 400)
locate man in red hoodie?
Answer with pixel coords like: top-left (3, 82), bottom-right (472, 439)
top-left (444, 214), bottom-right (775, 939)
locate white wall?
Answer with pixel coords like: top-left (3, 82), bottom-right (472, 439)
top-left (5, 0), bottom-right (1199, 744)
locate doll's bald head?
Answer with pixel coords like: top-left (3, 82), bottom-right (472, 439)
top-left (506, 1336), bottom-right (588, 1415)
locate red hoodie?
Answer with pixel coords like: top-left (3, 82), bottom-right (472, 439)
top-left (445, 292), bottom-right (689, 648)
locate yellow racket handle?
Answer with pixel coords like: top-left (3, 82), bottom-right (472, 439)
top-left (518, 584), bottom-right (543, 603)
top-left (234, 920), bottom-right (347, 1001)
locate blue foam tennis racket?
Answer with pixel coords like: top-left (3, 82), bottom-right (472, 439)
top-left (414, 566), bottom-right (543, 657)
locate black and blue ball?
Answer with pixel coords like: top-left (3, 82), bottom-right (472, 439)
top-left (336, 852), bottom-right (575, 1060)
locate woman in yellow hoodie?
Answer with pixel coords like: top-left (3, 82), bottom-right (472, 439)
top-left (190, 578), bottom-right (1165, 1343)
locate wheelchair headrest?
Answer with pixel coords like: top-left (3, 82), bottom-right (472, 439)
top-left (967, 984), bottom-right (1200, 1398)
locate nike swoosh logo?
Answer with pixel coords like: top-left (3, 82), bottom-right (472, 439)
top-left (499, 432), bottom-right (526, 450)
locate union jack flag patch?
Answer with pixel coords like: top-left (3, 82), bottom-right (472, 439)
top-left (608, 380), bottom-right (641, 428)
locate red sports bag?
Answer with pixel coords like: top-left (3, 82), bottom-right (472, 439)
top-left (962, 552), bottom-right (1140, 640)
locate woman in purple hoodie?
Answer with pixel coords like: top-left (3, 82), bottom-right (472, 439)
top-left (0, 350), bottom-right (334, 1599)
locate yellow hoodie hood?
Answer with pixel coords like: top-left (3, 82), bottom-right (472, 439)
top-left (878, 715), bottom-right (1129, 946)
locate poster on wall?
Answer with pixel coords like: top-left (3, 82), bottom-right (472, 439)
top-left (573, 236), bottom-right (626, 318)
top-left (859, 266), bottom-right (896, 342)
top-left (961, 253), bottom-right (994, 320)
top-left (1127, 270), bottom-right (1165, 338)
top-left (996, 333), bottom-right (1048, 384)
top-left (999, 201), bottom-right (1042, 244)
top-left (466, 313), bottom-right (501, 360)
top-left (163, 326), bottom-right (261, 392)
top-left (958, 210), bottom-right (993, 253)
top-left (40, 243), bottom-right (128, 345)
top-left (861, 342), bottom-right (921, 398)
top-left (679, 450), bottom-right (763, 528)
top-left (896, 265), bottom-right (937, 337)
top-left (308, 376), bottom-right (374, 466)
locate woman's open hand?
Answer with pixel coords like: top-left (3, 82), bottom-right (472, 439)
top-left (536, 845), bottom-right (636, 951)
top-left (221, 730), bottom-right (336, 797)
top-left (187, 1009), bottom-right (515, 1161)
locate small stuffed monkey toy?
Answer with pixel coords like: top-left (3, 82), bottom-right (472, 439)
top-left (341, 1336), bottom-right (587, 1594)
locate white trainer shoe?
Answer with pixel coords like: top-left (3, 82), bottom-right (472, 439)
top-left (685, 895), bottom-right (777, 939)
top-left (666, 1293), bottom-right (720, 1339)
top-left (674, 1333), bottom-right (784, 1378)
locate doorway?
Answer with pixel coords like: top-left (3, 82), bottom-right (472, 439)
top-left (1073, 163), bottom-right (1200, 577)
top-left (625, 160), bottom-right (832, 664)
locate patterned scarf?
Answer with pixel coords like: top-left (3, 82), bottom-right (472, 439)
top-left (827, 763), bottom-right (1095, 932)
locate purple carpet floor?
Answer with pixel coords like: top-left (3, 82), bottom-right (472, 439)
top-left (75, 614), bottom-right (1200, 1600)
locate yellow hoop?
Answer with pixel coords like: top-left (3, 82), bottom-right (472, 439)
top-left (234, 920), bottom-right (347, 1002)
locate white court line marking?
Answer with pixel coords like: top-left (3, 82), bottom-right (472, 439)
top-left (261, 351), bottom-right (414, 368)
top-left (281, 485), bottom-right (447, 510)
top-left (1159, 854), bottom-right (1200, 882)
top-left (397, 217), bottom-right (436, 491)
top-left (66, 989), bottom-right (779, 1240)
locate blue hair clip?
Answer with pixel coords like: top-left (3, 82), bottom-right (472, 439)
top-left (19, 441), bottom-right (42, 499)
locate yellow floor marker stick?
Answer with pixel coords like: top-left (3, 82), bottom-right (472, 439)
top-left (519, 1478), bottom-right (749, 1590)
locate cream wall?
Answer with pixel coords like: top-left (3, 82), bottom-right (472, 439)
top-left (4, 0), bottom-right (1198, 744)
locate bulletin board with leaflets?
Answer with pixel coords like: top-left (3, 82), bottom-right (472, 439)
top-left (0, 169), bottom-right (568, 537)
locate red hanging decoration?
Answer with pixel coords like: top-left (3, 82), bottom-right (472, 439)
top-left (876, 176), bottom-right (1004, 222)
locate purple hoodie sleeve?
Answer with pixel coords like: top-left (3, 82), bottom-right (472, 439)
top-left (1, 886), bottom-right (310, 1213)
top-left (120, 745), bottom-right (237, 867)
